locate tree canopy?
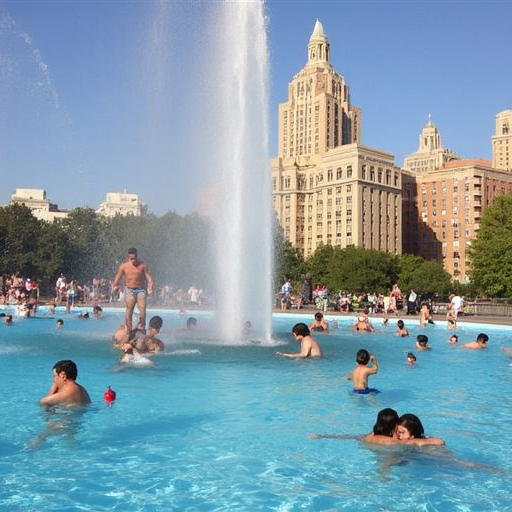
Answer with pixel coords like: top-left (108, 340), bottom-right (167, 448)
top-left (469, 193), bottom-right (512, 297)
top-left (0, 204), bottom-right (466, 299)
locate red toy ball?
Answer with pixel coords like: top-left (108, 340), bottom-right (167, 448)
top-left (104, 386), bottom-right (116, 405)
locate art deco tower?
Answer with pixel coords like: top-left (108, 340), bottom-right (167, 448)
top-left (277, 19), bottom-right (361, 167)
top-left (403, 116), bottom-right (460, 173)
top-left (271, 20), bottom-right (401, 258)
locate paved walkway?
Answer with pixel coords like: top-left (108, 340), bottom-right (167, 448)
top-left (273, 306), bottom-right (512, 327)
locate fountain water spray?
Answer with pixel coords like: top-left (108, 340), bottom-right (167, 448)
top-left (210, 0), bottom-right (273, 343)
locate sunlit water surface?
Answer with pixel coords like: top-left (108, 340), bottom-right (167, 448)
top-left (1, 307), bottom-right (512, 511)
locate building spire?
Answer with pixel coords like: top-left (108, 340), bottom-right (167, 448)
top-left (307, 19), bottom-right (330, 66)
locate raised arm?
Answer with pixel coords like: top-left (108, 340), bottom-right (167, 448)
top-left (368, 354), bottom-right (379, 374)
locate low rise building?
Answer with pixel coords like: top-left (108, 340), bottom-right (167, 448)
top-left (96, 191), bottom-right (147, 217)
top-left (10, 188), bottom-right (68, 222)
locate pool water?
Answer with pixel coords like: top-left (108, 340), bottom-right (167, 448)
top-left (1, 308), bottom-right (512, 511)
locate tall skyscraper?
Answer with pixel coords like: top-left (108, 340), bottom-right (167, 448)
top-left (271, 20), bottom-right (402, 257)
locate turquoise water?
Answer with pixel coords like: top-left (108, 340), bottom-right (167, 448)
top-left (1, 307), bottom-right (512, 511)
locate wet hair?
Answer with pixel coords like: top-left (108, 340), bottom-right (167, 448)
top-left (373, 408), bottom-right (399, 436)
top-left (356, 349), bottom-right (370, 365)
top-left (416, 334), bottom-right (429, 346)
top-left (397, 413), bottom-right (425, 438)
top-left (407, 352), bottom-right (417, 361)
top-left (292, 322), bottom-right (310, 337)
top-left (450, 334), bottom-right (459, 341)
top-left (53, 360), bottom-right (78, 380)
top-left (149, 315), bottom-right (163, 330)
top-left (4, 314), bottom-right (13, 323)
top-left (93, 305), bottom-right (103, 313)
top-left (56, 319), bottom-right (64, 326)
top-left (186, 317), bottom-right (197, 329)
top-left (397, 320), bottom-right (404, 329)
top-left (477, 333), bottom-right (489, 344)
top-left (314, 312), bottom-right (324, 321)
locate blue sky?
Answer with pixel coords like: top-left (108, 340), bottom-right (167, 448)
top-left (0, 0), bottom-right (510, 215)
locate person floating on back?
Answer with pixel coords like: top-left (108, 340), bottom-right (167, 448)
top-left (347, 348), bottom-right (379, 394)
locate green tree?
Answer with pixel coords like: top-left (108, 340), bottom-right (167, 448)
top-left (35, 221), bottom-right (71, 294)
top-left (273, 219), bottom-right (304, 289)
top-left (304, 244), bottom-right (336, 287)
top-left (58, 208), bottom-right (110, 281)
top-left (469, 193), bottom-right (512, 297)
top-left (0, 204), bottom-right (43, 277)
top-left (326, 246), bottom-right (399, 293)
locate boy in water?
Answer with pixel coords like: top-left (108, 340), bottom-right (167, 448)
top-left (396, 319), bottom-right (409, 337)
top-left (449, 334), bottom-right (459, 344)
top-left (347, 349), bottom-right (379, 394)
top-left (416, 334), bottom-right (430, 351)
top-left (463, 332), bottom-right (489, 349)
top-left (276, 323), bottom-right (323, 358)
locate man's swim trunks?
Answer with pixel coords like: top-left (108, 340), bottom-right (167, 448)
top-left (125, 287), bottom-right (147, 298)
top-left (353, 388), bottom-right (379, 394)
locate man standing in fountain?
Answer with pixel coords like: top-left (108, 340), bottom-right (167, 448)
top-left (112, 248), bottom-right (154, 334)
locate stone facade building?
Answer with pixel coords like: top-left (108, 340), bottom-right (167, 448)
top-left (10, 188), bottom-right (68, 222)
top-left (492, 109), bottom-right (512, 171)
top-left (403, 118), bottom-right (512, 282)
top-left (96, 191), bottom-right (146, 217)
top-left (271, 20), bottom-right (402, 257)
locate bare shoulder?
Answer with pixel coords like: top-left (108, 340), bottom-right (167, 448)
top-left (363, 433), bottom-right (397, 445)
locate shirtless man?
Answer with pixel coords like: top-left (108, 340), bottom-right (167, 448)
top-left (112, 248), bottom-right (154, 333)
top-left (463, 332), bottom-right (489, 349)
top-left (39, 360), bottom-right (91, 407)
top-left (114, 315), bottom-right (164, 364)
top-left (309, 311), bottom-right (330, 332)
top-left (276, 322), bottom-right (323, 359)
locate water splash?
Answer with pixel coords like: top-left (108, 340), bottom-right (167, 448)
top-left (210, 0), bottom-right (273, 343)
